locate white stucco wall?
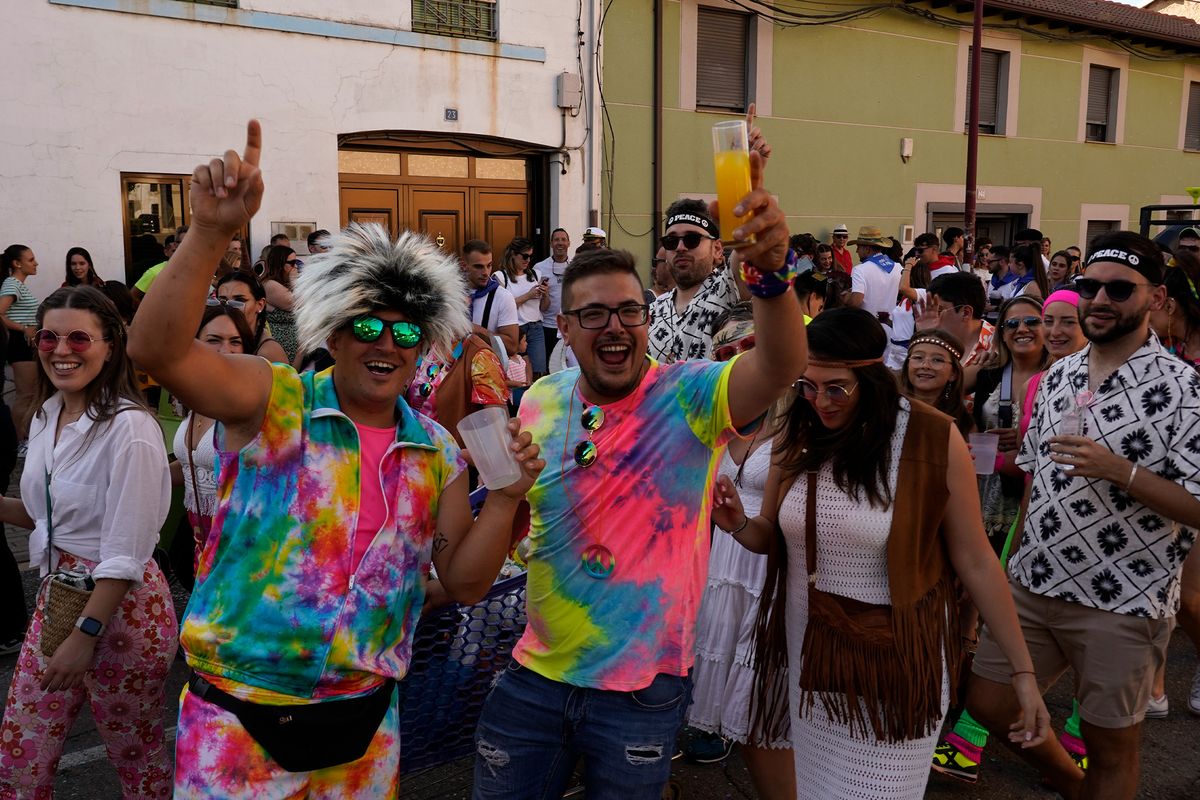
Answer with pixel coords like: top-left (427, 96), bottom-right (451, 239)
top-left (1145, 1), bottom-right (1200, 24)
top-left (1, 0), bottom-right (594, 296)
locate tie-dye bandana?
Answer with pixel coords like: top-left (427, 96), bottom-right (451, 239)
top-left (514, 358), bottom-right (738, 690)
top-left (182, 364), bottom-right (464, 701)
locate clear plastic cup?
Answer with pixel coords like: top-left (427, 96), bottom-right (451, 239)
top-left (457, 407), bottom-right (522, 490)
top-left (969, 432), bottom-right (1001, 476)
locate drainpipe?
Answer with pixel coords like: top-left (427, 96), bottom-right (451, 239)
top-left (653, 0), bottom-right (663, 259)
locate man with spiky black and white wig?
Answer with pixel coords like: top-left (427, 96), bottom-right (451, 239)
top-left (129, 122), bottom-right (545, 798)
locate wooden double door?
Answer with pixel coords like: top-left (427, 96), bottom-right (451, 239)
top-left (340, 185), bottom-right (528, 258)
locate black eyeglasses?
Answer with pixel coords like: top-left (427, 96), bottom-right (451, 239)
top-left (34, 329), bottom-right (110, 353)
top-left (350, 316), bottom-right (423, 348)
top-left (659, 232), bottom-right (716, 251)
top-left (206, 296), bottom-right (246, 311)
top-left (795, 378), bottom-right (858, 405)
top-left (286, 258), bottom-right (301, 266)
top-left (563, 304), bottom-right (650, 329)
top-left (1002, 315), bottom-right (1043, 331)
top-left (1073, 277), bottom-right (1151, 302)
top-left (517, 252), bottom-right (533, 260)
top-left (574, 405), bottom-right (604, 467)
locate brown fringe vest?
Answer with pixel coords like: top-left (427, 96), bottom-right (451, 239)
top-left (797, 399), bottom-right (962, 743)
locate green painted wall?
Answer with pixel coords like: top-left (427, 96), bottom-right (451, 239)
top-left (600, 3), bottom-right (1200, 268)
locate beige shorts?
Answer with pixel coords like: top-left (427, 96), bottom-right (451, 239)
top-left (973, 581), bottom-right (1171, 729)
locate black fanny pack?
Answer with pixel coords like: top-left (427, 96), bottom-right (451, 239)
top-left (189, 674), bottom-right (395, 772)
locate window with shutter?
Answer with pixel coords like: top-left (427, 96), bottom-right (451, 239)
top-left (965, 48), bottom-right (1004, 135)
top-left (696, 8), bottom-right (750, 111)
top-left (1085, 220), bottom-right (1118, 247)
top-left (1086, 65), bottom-right (1116, 142)
top-left (1186, 82), bottom-right (1200, 152)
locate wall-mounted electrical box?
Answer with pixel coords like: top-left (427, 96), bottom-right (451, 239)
top-left (556, 72), bottom-right (583, 109)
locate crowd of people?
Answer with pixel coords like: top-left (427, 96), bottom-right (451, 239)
top-left (0, 119), bottom-right (1196, 800)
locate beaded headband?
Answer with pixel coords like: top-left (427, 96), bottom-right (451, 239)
top-left (908, 335), bottom-right (962, 361)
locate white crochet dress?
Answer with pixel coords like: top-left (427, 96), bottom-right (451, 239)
top-left (779, 401), bottom-right (949, 799)
top-left (687, 444), bottom-right (790, 747)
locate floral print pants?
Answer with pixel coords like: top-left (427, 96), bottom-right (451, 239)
top-left (0, 552), bottom-right (177, 799)
top-left (173, 682), bottom-right (401, 799)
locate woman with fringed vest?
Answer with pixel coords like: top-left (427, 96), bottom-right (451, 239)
top-left (712, 308), bottom-right (1050, 799)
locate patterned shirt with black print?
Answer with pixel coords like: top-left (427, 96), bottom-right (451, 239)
top-left (648, 267), bottom-right (740, 363)
top-left (1013, 335), bottom-right (1200, 619)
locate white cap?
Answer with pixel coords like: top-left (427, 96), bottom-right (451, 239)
top-left (832, 224), bottom-right (849, 235)
top-left (583, 226), bottom-right (607, 239)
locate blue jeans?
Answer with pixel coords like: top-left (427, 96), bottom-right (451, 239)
top-left (472, 661), bottom-right (692, 800)
top-left (520, 322), bottom-right (547, 376)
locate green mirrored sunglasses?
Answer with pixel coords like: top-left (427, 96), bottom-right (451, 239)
top-left (351, 316), bottom-right (423, 349)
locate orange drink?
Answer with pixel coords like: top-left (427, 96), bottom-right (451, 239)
top-left (712, 121), bottom-right (755, 247)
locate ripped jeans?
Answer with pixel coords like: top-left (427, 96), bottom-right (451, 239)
top-left (472, 661), bottom-right (692, 800)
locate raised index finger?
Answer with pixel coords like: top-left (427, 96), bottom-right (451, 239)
top-left (243, 119), bottom-right (263, 168)
top-left (745, 102), bottom-right (756, 130)
top-left (748, 149), bottom-right (764, 193)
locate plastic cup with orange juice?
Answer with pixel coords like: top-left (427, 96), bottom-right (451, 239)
top-left (712, 120), bottom-right (755, 248)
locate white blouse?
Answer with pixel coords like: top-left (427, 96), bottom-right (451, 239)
top-left (23, 394), bottom-right (171, 585)
top-left (172, 412), bottom-right (219, 518)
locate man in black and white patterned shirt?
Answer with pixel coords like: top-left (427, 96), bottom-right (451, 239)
top-left (966, 232), bottom-right (1200, 800)
top-left (648, 200), bottom-right (746, 362)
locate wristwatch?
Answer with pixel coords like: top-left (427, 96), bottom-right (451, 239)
top-left (75, 616), bottom-right (104, 637)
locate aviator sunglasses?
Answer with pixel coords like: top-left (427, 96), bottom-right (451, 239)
top-left (34, 329), bottom-right (110, 353)
top-left (206, 296), bottom-right (246, 311)
top-left (1001, 315), bottom-right (1043, 331)
top-left (1073, 277), bottom-right (1150, 303)
top-left (350, 316), bottom-right (423, 348)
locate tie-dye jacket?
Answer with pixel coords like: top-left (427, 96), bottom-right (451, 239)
top-left (514, 358), bottom-right (738, 691)
top-left (181, 364), bottom-right (464, 700)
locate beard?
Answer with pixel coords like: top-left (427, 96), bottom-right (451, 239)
top-left (1081, 303), bottom-right (1147, 344)
top-left (578, 355), bottom-right (647, 402)
top-left (671, 259), bottom-right (712, 291)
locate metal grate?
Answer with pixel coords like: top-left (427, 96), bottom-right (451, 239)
top-left (413, 0), bottom-right (498, 42)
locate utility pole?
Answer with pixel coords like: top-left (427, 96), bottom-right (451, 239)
top-left (964, 0), bottom-right (984, 267)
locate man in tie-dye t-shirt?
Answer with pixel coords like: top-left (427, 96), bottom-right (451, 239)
top-left (473, 174), bottom-right (808, 799)
top-left (129, 123), bottom-right (544, 799)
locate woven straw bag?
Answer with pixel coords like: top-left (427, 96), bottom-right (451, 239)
top-left (40, 576), bottom-right (92, 657)
top-left (38, 468), bottom-right (94, 658)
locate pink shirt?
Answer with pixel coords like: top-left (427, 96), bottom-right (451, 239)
top-left (354, 422), bottom-right (396, 571)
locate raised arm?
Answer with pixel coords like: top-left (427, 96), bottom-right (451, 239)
top-left (127, 121), bottom-right (273, 445)
top-left (719, 152), bottom-right (807, 430)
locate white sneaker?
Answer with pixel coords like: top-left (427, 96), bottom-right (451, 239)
top-left (1145, 693), bottom-right (1169, 719)
top-left (1189, 668), bottom-right (1200, 717)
